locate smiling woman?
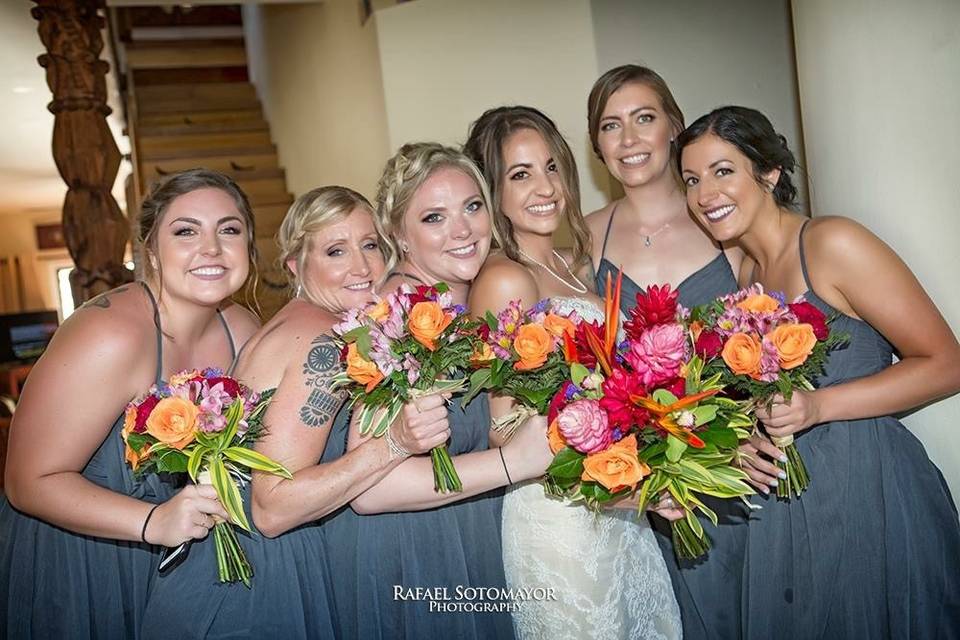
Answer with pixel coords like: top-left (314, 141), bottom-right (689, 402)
top-left (0, 169), bottom-right (262, 640)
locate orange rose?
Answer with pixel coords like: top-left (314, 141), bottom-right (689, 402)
top-left (145, 397), bottom-right (198, 450)
top-left (543, 313), bottom-right (575, 340)
top-left (690, 320), bottom-right (704, 342)
top-left (580, 435), bottom-right (649, 492)
top-left (721, 332), bottom-right (763, 377)
top-left (122, 406), bottom-right (137, 439)
top-left (408, 301), bottom-right (453, 351)
top-left (470, 342), bottom-right (495, 366)
top-left (513, 324), bottom-right (552, 371)
top-left (737, 293), bottom-right (781, 313)
top-left (367, 299), bottom-right (390, 322)
top-left (768, 323), bottom-right (817, 370)
top-left (345, 343), bottom-right (384, 392)
top-left (125, 442), bottom-right (151, 471)
top-left (547, 419), bottom-right (567, 454)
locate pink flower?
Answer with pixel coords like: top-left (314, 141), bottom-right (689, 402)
top-left (625, 323), bottom-right (689, 387)
top-left (557, 399), bottom-right (611, 454)
top-left (758, 334), bottom-right (782, 382)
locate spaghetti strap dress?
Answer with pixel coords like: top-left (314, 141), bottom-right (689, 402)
top-left (595, 204), bottom-right (751, 639)
top-left (738, 221), bottom-right (960, 639)
top-left (0, 282), bottom-right (177, 639)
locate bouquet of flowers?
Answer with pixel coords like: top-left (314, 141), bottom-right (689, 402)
top-left (332, 283), bottom-right (479, 493)
top-left (545, 275), bottom-right (754, 559)
top-left (462, 299), bottom-right (578, 440)
top-left (694, 284), bottom-right (846, 498)
top-left (122, 368), bottom-right (292, 587)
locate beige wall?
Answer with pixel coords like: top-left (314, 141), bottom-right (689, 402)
top-left (0, 209), bottom-right (65, 311)
top-left (792, 0), bottom-right (960, 499)
top-left (375, 0), bottom-right (610, 217)
top-left (242, 1), bottom-right (390, 200)
top-left (590, 0), bottom-right (806, 208)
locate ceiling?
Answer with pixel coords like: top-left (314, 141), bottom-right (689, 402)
top-left (0, 2), bottom-right (128, 218)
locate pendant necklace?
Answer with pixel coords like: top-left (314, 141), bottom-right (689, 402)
top-left (517, 249), bottom-right (588, 294)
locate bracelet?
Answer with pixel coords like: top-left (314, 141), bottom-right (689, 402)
top-left (141, 504), bottom-right (160, 544)
top-left (498, 447), bottom-right (513, 485)
top-left (384, 423), bottom-right (412, 461)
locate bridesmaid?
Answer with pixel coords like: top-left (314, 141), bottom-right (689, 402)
top-left (0, 169), bottom-right (260, 639)
top-left (586, 65), bottom-right (754, 639)
top-left (465, 105), bottom-right (683, 639)
top-left (141, 186), bottom-right (450, 638)
top-left (678, 105), bottom-right (960, 638)
top-left (321, 142), bottom-right (552, 640)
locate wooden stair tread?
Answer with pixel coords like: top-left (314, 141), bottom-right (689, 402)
top-left (139, 152), bottom-right (280, 177)
top-left (126, 46), bottom-right (247, 70)
top-left (138, 144), bottom-right (277, 162)
top-left (132, 67), bottom-right (249, 86)
top-left (137, 119), bottom-right (268, 137)
top-left (125, 38), bottom-right (245, 50)
top-left (137, 82), bottom-right (256, 101)
top-left (137, 95), bottom-right (261, 114)
top-left (138, 131), bottom-right (274, 156)
top-left (138, 108), bottom-right (263, 128)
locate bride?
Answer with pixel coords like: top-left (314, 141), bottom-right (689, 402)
top-left (465, 106), bottom-right (683, 639)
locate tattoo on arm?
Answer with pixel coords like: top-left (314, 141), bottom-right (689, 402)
top-left (83, 286), bottom-right (130, 310)
top-left (298, 335), bottom-right (346, 428)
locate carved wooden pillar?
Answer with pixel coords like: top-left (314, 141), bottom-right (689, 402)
top-left (32, 0), bottom-right (132, 304)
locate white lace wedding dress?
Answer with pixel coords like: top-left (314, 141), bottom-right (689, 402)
top-left (502, 296), bottom-right (682, 640)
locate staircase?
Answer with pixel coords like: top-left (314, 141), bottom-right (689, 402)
top-left (113, 5), bottom-right (290, 319)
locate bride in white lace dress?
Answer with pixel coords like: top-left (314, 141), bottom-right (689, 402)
top-left (465, 107), bottom-right (682, 640)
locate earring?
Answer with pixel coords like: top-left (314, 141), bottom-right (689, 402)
top-left (148, 253), bottom-right (158, 270)
top-left (400, 242), bottom-right (409, 253)
top-left (294, 282), bottom-right (303, 298)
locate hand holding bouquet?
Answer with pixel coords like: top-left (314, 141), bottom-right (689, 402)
top-left (332, 283), bottom-right (478, 493)
top-left (693, 284), bottom-right (846, 498)
top-left (545, 275), bottom-right (754, 559)
top-left (463, 299), bottom-right (578, 440)
top-left (122, 368), bottom-right (292, 587)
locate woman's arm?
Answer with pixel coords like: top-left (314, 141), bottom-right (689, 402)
top-left (4, 301), bottom-right (228, 546)
top-left (249, 332), bottom-right (451, 538)
top-left (759, 217), bottom-right (960, 436)
top-left (348, 411), bottom-right (551, 514)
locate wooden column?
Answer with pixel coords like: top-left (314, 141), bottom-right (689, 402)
top-left (32, 0), bottom-right (132, 304)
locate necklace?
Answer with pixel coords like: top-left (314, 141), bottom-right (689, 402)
top-left (517, 248), bottom-right (588, 294)
top-left (640, 221), bottom-right (671, 247)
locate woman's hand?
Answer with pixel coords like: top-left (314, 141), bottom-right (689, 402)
top-left (144, 484), bottom-right (230, 547)
top-left (736, 433), bottom-right (786, 495)
top-left (755, 390), bottom-right (823, 439)
top-left (647, 493), bottom-right (686, 522)
top-left (501, 414), bottom-right (551, 482)
top-left (389, 393), bottom-right (452, 456)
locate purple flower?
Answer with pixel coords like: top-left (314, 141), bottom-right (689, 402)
top-left (402, 353), bottom-right (421, 385)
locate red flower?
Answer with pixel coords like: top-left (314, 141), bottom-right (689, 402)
top-left (571, 321), bottom-right (600, 368)
top-left (694, 329), bottom-right (724, 359)
top-left (206, 376), bottom-right (242, 398)
top-left (600, 368), bottom-right (650, 430)
top-left (657, 376), bottom-right (687, 399)
top-left (477, 323), bottom-right (491, 342)
top-left (408, 285), bottom-right (437, 305)
top-left (789, 301), bottom-right (828, 341)
top-left (134, 394), bottom-right (159, 433)
top-left (547, 381), bottom-right (574, 424)
top-left (625, 284), bottom-right (679, 340)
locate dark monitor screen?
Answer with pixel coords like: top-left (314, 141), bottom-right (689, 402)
top-left (0, 311), bottom-right (59, 363)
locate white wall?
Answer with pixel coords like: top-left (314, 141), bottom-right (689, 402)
top-left (243, 1), bottom-right (390, 200)
top-left (375, 0), bottom-right (610, 217)
top-left (589, 0), bottom-right (806, 208)
top-left (792, 0), bottom-right (960, 499)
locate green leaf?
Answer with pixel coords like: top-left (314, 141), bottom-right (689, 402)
top-left (691, 405), bottom-right (718, 426)
top-left (126, 432), bottom-right (150, 453)
top-left (209, 456), bottom-right (250, 532)
top-left (685, 507), bottom-right (705, 538)
top-left (698, 424), bottom-right (740, 449)
top-left (153, 448), bottom-right (189, 474)
top-left (570, 363), bottom-right (590, 386)
top-left (223, 446), bottom-right (293, 479)
top-left (218, 398), bottom-right (244, 450)
top-left (462, 368), bottom-right (494, 407)
top-left (484, 310), bottom-right (499, 332)
top-left (665, 434), bottom-right (687, 463)
top-left (652, 388), bottom-right (679, 405)
top-left (546, 447), bottom-right (586, 479)
top-left (187, 446), bottom-right (207, 483)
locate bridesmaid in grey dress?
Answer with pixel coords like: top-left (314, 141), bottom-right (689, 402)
top-left (679, 105), bottom-right (960, 638)
top-left (586, 65), bottom-right (751, 639)
top-left (141, 187), bottom-right (453, 639)
top-left (0, 170), bottom-right (261, 639)
top-left (321, 143), bottom-right (552, 640)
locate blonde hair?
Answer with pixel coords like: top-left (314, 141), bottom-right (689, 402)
top-left (463, 105), bottom-right (592, 272)
top-left (374, 142), bottom-right (497, 275)
top-left (587, 65), bottom-right (686, 186)
top-left (276, 185), bottom-right (376, 295)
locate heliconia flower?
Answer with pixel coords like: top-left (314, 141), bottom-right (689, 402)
top-left (625, 284), bottom-right (679, 340)
top-left (625, 323), bottom-right (690, 387)
top-left (557, 399), bottom-right (611, 454)
top-left (571, 320), bottom-right (600, 368)
top-left (600, 368), bottom-right (650, 431)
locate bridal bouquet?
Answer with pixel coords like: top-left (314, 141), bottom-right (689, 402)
top-left (122, 368), bottom-right (292, 586)
top-left (694, 284), bottom-right (846, 498)
top-left (332, 283), bottom-right (479, 493)
top-left (545, 275), bottom-right (754, 559)
top-left (462, 299), bottom-right (578, 440)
